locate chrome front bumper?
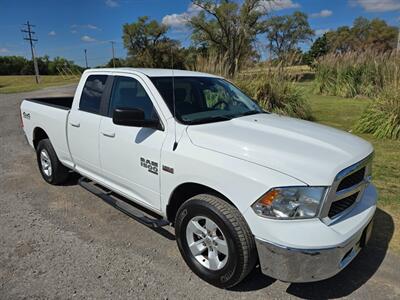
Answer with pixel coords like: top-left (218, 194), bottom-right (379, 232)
top-left (255, 217), bottom-right (374, 282)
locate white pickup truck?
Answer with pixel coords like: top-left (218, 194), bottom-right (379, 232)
top-left (20, 68), bottom-right (377, 288)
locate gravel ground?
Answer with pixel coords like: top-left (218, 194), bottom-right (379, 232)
top-left (0, 85), bottom-right (399, 299)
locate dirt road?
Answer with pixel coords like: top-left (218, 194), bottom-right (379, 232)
top-left (0, 85), bottom-right (399, 299)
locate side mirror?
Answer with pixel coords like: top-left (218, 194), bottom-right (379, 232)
top-left (112, 108), bottom-right (161, 129)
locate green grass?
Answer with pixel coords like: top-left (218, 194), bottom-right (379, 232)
top-left (0, 75), bottom-right (78, 94)
top-left (300, 81), bottom-right (400, 253)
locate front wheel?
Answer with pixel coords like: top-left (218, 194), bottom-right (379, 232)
top-left (175, 194), bottom-right (257, 288)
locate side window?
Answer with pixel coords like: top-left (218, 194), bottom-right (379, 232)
top-left (109, 76), bottom-right (157, 120)
top-left (79, 75), bottom-right (108, 114)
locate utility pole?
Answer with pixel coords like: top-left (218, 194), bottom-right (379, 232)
top-left (84, 49), bottom-right (88, 68)
top-left (21, 21), bottom-right (40, 84)
top-left (110, 41), bottom-right (116, 68)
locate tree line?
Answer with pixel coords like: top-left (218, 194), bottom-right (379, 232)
top-left (0, 55), bottom-right (83, 76)
top-left (1, 0), bottom-right (397, 77)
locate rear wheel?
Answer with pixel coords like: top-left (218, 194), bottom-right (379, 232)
top-left (175, 194), bottom-right (257, 288)
top-left (36, 139), bottom-right (69, 185)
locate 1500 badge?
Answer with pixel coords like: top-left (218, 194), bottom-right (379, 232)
top-left (140, 157), bottom-right (158, 175)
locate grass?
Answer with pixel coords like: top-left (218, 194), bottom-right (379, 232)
top-left (313, 51), bottom-right (399, 99)
top-left (0, 75), bottom-right (78, 94)
top-left (300, 81), bottom-right (400, 254)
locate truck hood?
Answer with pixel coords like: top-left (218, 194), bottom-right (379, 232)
top-left (186, 113), bottom-right (373, 185)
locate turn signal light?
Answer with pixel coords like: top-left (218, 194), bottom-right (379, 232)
top-left (258, 189), bottom-right (279, 206)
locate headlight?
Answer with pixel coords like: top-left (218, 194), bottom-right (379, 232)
top-left (252, 187), bottom-right (327, 219)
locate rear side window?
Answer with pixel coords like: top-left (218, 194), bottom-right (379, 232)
top-left (80, 75), bottom-right (108, 114)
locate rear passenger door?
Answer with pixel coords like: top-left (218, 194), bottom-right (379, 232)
top-left (99, 75), bottom-right (166, 210)
top-left (68, 74), bottom-right (111, 179)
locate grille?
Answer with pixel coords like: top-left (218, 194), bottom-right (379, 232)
top-left (337, 167), bottom-right (365, 191)
top-left (328, 193), bottom-right (359, 218)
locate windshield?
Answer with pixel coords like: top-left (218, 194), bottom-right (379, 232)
top-left (150, 76), bottom-right (263, 125)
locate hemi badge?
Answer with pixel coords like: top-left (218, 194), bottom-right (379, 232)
top-left (162, 165), bottom-right (174, 174)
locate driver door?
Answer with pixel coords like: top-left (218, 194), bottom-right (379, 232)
top-left (99, 75), bottom-right (166, 210)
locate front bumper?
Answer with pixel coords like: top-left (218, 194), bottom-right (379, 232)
top-left (255, 217), bottom-right (374, 282)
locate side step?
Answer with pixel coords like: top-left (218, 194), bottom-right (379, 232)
top-left (78, 177), bottom-right (170, 229)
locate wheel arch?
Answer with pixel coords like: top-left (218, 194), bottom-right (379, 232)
top-left (166, 182), bottom-right (236, 224)
top-left (33, 127), bottom-right (49, 149)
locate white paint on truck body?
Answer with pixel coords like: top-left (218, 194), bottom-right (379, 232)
top-left (20, 68), bottom-right (377, 282)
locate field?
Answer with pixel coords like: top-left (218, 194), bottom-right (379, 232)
top-left (0, 75), bottom-right (78, 94)
top-left (300, 82), bottom-right (400, 253)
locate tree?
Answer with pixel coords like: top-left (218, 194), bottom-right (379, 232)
top-left (326, 17), bottom-right (397, 53)
top-left (264, 11), bottom-right (314, 60)
top-left (189, 0), bottom-right (268, 77)
top-left (122, 16), bottom-right (185, 68)
top-left (104, 58), bottom-right (126, 68)
top-left (0, 56), bottom-right (28, 75)
top-left (303, 33), bottom-right (329, 65)
top-left (0, 55), bottom-right (82, 75)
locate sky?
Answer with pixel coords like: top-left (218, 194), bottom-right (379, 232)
top-left (0, 0), bottom-right (399, 67)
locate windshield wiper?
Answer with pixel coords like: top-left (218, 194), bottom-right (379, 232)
top-left (186, 115), bottom-right (232, 125)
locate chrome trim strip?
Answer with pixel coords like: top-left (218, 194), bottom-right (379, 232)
top-left (320, 153), bottom-right (373, 224)
top-left (334, 180), bottom-right (366, 201)
top-left (334, 153), bottom-right (373, 181)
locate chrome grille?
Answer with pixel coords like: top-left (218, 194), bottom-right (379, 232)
top-left (320, 154), bottom-right (373, 223)
top-left (337, 167), bottom-right (365, 191)
top-left (328, 192), bottom-right (359, 218)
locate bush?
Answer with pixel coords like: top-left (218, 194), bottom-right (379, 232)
top-left (354, 86), bottom-right (400, 140)
top-left (235, 68), bottom-right (313, 120)
top-left (313, 51), bottom-right (399, 98)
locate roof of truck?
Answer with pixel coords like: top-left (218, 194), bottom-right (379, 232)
top-left (86, 68), bottom-right (222, 78)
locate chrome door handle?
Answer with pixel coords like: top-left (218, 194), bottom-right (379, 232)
top-left (102, 132), bottom-right (115, 138)
top-left (69, 121), bottom-right (80, 128)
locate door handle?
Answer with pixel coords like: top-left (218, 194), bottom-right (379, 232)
top-left (69, 121), bottom-right (80, 128)
top-left (101, 131), bottom-right (115, 138)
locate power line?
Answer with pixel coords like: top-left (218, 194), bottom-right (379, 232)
top-left (21, 21), bottom-right (40, 84)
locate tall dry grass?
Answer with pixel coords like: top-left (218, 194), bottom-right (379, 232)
top-left (313, 50), bottom-right (399, 98)
top-left (186, 51), bottom-right (231, 78)
top-left (235, 63), bottom-right (313, 120)
top-left (313, 50), bottom-right (400, 139)
top-left (354, 86), bottom-right (400, 139)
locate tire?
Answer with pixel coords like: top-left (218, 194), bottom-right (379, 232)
top-left (36, 139), bottom-right (69, 185)
top-left (175, 194), bottom-right (257, 288)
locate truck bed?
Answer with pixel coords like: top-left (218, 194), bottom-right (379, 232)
top-left (21, 97), bottom-right (73, 168)
top-left (25, 97), bottom-right (74, 110)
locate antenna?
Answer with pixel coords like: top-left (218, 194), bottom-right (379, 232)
top-left (171, 48), bottom-right (178, 151)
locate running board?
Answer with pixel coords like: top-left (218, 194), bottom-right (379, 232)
top-left (78, 177), bottom-right (170, 229)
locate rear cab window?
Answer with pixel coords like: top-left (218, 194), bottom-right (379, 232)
top-left (79, 75), bottom-right (108, 114)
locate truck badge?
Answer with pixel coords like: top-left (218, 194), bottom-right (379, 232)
top-left (140, 157), bottom-right (158, 175)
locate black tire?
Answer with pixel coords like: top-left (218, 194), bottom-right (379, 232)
top-left (36, 139), bottom-right (69, 185)
top-left (175, 194), bottom-right (257, 288)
